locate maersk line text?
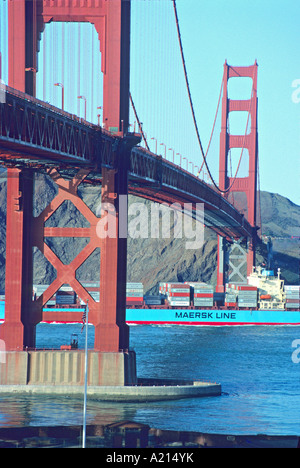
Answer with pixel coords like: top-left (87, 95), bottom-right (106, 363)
top-left (175, 311), bottom-right (237, 320)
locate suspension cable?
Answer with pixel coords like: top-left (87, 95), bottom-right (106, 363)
top-left (257, 143), bottom-right (262, 234)
top-left (198, 78), bottom-right (223, 175)
top-left (172, 0), bottom-right (221, 191)
top-left (129, 92), bottom-right (150, 151)
top-left (172, 0), bottom-right (254, 195)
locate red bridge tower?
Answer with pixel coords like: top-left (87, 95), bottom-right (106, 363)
top-left (1, 0), bottom-right (134, 356)
top-left (217, 61), bottom-right (259, 290)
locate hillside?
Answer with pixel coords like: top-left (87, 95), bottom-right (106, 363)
top-left (0, 171), bottom-right (299, 293)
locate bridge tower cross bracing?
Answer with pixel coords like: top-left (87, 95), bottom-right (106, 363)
top-left (2, 0), bottom-right (133, 352)
top-left (217, 61), bottom-right (259, 290)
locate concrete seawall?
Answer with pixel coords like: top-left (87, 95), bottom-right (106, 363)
top-left (0, 381), bottom-right (221, 401)
top-left (0, 350), bottom-right (221, 401)
top-left (0, 350), bottom-right (137, 386)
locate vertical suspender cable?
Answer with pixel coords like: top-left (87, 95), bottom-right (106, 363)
top-left (62, 23), bottom-right (65, 102)
top-left (172, 0), bottom-right (230, 193)
top-left (68, 24), bottom-right (72, 114)
top-left (172, 3), bottom-right (205, 157)
top-left (91, 26), bottom-right (94, 123)
top-left (77, 23), bottom-right (81, 116)
top-left (50, 24), bottom-right (54, 104)
top-left (130, 92), bottom-right (149, 151)
top-left (43, 25), bottom-right (46, 102)
top-left (33, 0), bottom-right (36, 86)
top-left (173, 0), bottom-right (255, 195)
top-left (0, 1), bottom-right (2, 81)
top-left (54, 23), bottom-right (57, 104)
top-left (257, 144), bottom-right (262, 234)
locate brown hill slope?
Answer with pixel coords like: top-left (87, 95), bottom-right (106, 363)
top-left (0, 172), bottom-right (299, 292)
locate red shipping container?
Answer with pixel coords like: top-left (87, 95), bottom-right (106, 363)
top-left (169, 292), bottom-right (190, 297)
top-left (194, 293), bottom-right (213, 298)
top-left (168, 284), bottom-right (190, 288)
top-left (126, 297), bottom-right (143, 301)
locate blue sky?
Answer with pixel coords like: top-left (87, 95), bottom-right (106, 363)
top-left (0, 0), bottom-right (299, 205)
top-left (175, 0), bottom-right (300, 205)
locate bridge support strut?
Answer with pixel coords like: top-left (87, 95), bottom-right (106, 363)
top-left (0, 140), bottom-right (136, 352)
top-left (0, 168), bottom-right (35, 350)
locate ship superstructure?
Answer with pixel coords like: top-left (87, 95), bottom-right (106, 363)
top-left (247, 267), bottom-right (286, 310)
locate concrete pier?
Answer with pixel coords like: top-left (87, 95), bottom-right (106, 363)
top-left (0, 381), bottom-right (221, 402)
top-left (0, 350), bottom-right (137, 386)
top-left (0, 351), bottom-right (221, 401)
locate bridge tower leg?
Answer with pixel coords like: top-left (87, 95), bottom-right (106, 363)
top-left (95, 161), bottom-right (129, 352)
top-left (0, 168), bottom-right (36, 350)
top-left (217, 61), bottom-right (258, 290)
top-left (7, 0), bottom-right (131, 134)
top-left (7, 0), bottom-right (43, 95)
top-left (3, 0), bottom-right (133, 354)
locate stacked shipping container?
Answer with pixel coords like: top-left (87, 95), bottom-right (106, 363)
top-left (224, 284), bottom-right (237, 307)
top-left (56, 287), bottom-right (76, 305)
top-left (232, 284), bottom-right (257, 308)
top-left (126, 283), bottom-right (144, 306)
top-left (159, 282), bottom-right (168, 296)
top-left (33, 279), bottom-right (299, 312)
top-left (144, 295), bottom-right (162, 306)
top-left (188, 282), bottom-right (214, 307)
top-left (34, 284), bottom-right (77, 306)
top-left (167, 283), bottom-right (190, 306)
top-left (237, 286), bottom-right (257, 308)
top-left (33, 284), bottom-right (56, 306)
top-left (285, 285), bottom-right (300, 309)
top-left (81, 282), bottom-right (100, 303)
top-left (225, 283), bottom-right (258, 308)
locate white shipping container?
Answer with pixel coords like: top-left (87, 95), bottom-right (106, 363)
top-left (194, 301), bottom-right (213, 306)
top-left (169, 301), bottom-right (190, 306)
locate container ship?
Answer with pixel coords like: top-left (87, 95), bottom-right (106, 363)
top-left (0, 267), bottom-right (299, 326)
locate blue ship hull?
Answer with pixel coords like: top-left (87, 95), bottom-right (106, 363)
top-left (126, 308), bottom-right (300, 326)
top-left (1, 301), bottom-right (300, 325)
top-left (0, 301), bottom-right (4, 321)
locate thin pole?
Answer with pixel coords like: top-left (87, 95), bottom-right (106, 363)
top-left (82, 301), bottom-right (89, 448)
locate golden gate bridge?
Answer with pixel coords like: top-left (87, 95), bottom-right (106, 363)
top-left (0, 1), bottom-right (259, 363)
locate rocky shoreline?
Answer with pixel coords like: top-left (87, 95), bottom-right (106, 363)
top-left (0, 423), bottom-right (299, 448)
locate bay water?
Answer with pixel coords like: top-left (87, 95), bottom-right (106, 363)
top-left (0, 324), bottom-right (299, 435)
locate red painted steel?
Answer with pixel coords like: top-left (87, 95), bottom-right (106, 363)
top-left (219, 61), bottom-right (258, 229)
top-left (2, 0), bottom-right (132, 351)
top-left (1, 163), bottom-right (131, 351)
top-left (33, 166), bottom-right (129, 352)
top-left (7, 0), bottom-right (130, 134)
top-left (217, 61), bottom-right (258, 289)
top-left (95, 165), bottom-right (129, 352)
top-left (0, 85), bottom-right (100, 165)
top-left (1, 2), bottom-right (259, 352)
top-left (0, 168), bottom-right (35, 350)
top-left (0, 88), bottom-right (253, 239)
top-left (32, 168), bottom-right (101, 312)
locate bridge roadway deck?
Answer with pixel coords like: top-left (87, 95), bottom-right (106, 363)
top-left (0, 85), bottom-right (253, 240)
